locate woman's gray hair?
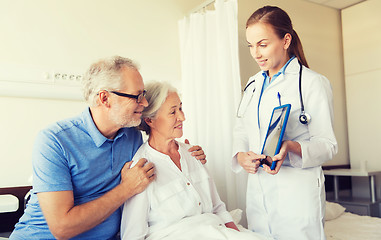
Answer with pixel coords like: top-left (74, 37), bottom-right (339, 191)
top-left (82, 56), bottom-right (139, 107)
top-left (139, 81), bottom-right (177, 135)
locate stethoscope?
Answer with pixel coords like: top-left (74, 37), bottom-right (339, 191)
top-left (237, 61), bottom-right (311, 125)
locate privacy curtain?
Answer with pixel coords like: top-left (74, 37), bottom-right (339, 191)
top-left (178, 0), bottom-right (247, 221)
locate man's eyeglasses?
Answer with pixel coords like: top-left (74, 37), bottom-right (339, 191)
top-left (110, 90), bottom-right (147, 103)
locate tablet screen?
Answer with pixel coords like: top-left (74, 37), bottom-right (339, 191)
top-left (261, 104), bottom-right (291, 169)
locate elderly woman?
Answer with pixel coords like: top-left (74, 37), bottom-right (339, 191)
top-left (120, 81), bottom-right (270, 240)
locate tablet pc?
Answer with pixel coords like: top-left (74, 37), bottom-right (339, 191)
top-left (260, 104), bottom-right (291, 170)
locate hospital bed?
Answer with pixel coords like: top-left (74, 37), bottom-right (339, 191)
top-left (0, 186), bottom-right (32, 238)
top-left (231, 202), bottom-right (381, 240)
top-left (324, 201), bottom-right (381, 240)
top-left (1, 195), bottom-right (380, 239)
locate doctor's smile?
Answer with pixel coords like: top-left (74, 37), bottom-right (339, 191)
top-left (256, 59), bottom-right (267, 67)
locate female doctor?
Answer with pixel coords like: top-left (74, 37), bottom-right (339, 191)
top-left (232, 6), bottom-right (338, 240)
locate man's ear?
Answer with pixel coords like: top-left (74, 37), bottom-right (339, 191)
top-left (283, 33), bottom-right (292, 50)
top-left (144, 118), bottom-right (153, 127)
top-left (97, 90), bottom-right (111, 108)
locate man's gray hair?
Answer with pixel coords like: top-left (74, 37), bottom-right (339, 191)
top-left (82, 56), bottom-right (139, 107)
top-left (139, 81), bottom-right (177, 135)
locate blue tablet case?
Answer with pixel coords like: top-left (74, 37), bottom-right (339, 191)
top-left (260, 104), bottom-right (291, 170)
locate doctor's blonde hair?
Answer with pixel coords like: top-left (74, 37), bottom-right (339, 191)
top-left (246, 6), bottom-right (309, 68)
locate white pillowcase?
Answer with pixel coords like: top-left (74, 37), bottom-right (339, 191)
top-left (325, 201), bottom-right (346, 221)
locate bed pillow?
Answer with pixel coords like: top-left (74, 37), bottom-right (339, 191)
top-left (325, 201), bottom-right (346, 221)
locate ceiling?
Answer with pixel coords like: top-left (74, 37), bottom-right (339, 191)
top-left (304, 0), bottom-right (367, 9)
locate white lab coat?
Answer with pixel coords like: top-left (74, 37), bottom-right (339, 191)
top-left (232, 58), bottom-right (338, 240)
top-left (121, 141), bottom-right (234, 240)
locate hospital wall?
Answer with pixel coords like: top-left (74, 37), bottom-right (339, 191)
top-left (0, 0), bottom-right (363, 200)
top-left (0, 0), bottom-right (199, 188)
top-left (341, 0), bottom-right (381, 199)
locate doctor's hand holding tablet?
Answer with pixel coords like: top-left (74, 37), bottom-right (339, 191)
top-left (239, 103), bottom-right (292, 175)
top-left (232, 5), bottom-right (338, 240)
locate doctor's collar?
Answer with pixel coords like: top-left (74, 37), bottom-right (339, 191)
top-left (261, 55), bottom-right (296, 78)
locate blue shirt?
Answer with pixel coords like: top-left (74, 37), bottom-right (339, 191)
top-left (10, 108), bottom-right (143, 240)
top-left (261, 56), bottom-right (295, 93)
top-left (257, 56), bottom-right (295, 128)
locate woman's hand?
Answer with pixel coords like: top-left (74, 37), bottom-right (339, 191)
top-left (237, 151), bottom-right (265, 174)
top-left (225, 221), bottom-right (240, 231)
top-left (262, 140), bottom-right (301, 175)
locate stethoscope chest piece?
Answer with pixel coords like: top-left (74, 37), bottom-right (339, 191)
top-left (299, 111), bottom-right (311, 124)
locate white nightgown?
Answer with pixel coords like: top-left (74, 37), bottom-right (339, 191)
top-left (121, 141), bottom-right (270, 240)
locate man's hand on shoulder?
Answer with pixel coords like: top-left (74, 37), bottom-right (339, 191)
top-left (120, 158), bottom-right (155, 197)
top-left (185, 139), bottom-right (207, 164)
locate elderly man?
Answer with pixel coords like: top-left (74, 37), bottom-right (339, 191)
top-left (9, 56), bottom-right (205, 240)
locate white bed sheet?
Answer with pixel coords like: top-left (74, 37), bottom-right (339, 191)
top-left (145, 212), bottom-right (270, 240)
top-left (325, 211), bottom-right (381, 240)
top-left (234, 202), bottom-right (381, 240)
